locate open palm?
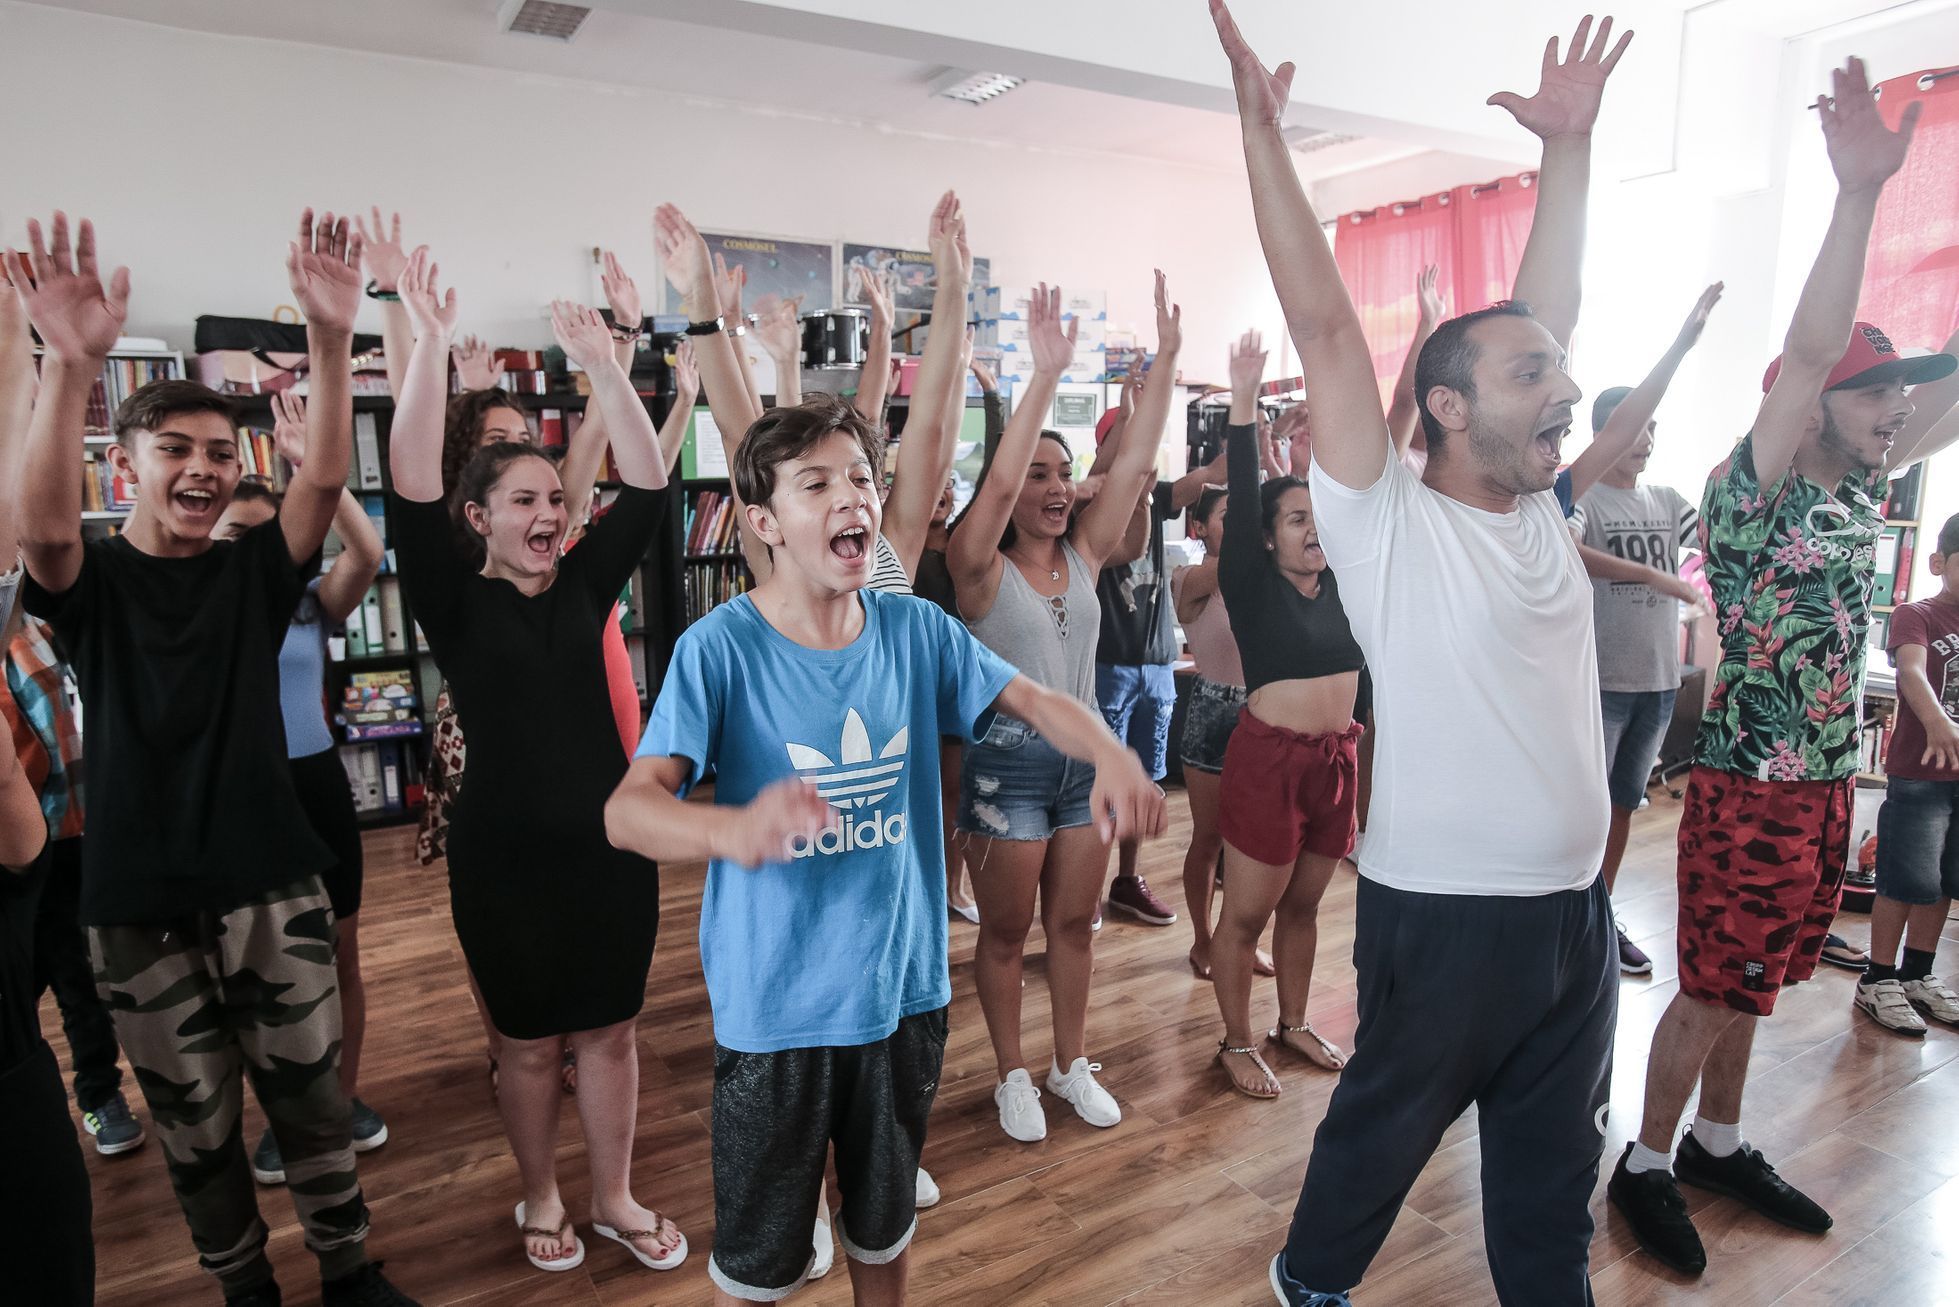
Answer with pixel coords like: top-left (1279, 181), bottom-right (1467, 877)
top-left (1822, 57), bottom-right (1921, 193)
top-left (653, 205), bottom-right (714, 312)
top-left (397, 247), bottom-right (459, 338)
top-left (1027, 284), bottom-right (1078, 375)
top-left (601, 250), bottom-right (642, 328)
top-left (287, 210), bottom-right (364, 334)
top-left (8, 213), bottom-right (129, 361)
top-left (929, 190), bottom-right (972, 284)
top-left (1209, 0), bottom-right (1294, 128)
top-left (1488, 15), bottom-right (1633, 140)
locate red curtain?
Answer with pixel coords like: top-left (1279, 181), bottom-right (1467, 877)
top-left (1333, 171), bottom-right (1539, 397)
top-left (1859, 67), bottom-right (1959, 350)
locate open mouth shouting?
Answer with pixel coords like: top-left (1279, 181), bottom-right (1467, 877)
top-left (176, 487), bottom-right (218, 520)
top-left (525, 524), bottom-right (560, 563)
top-left (830, 523), bottom-right (870, 564)
top-left (1534, 418), bottom-right (1571, 471)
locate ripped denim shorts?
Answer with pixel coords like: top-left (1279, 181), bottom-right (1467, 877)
top-left (956, 714), bottom-right (1096, 841)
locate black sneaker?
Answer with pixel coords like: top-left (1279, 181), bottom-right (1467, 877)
top-left (350, 1098), bottom-right (389, 1152)
top-left (224, 1282), bottom-right (282, 1307)
top-left (1674, 1130), bottom-right (1831, 1233)
top-left (321, 1262), bottom-right (420, 1307)
top-left (251, 1129), bottom-right (284, 1186)
top-left (82, 1091), bottom-right (147, 1156)
top-left (1606, 1144), bottom-right (1706, 1275)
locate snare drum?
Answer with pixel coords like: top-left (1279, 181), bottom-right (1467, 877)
top-left (802, 308), bottom-right (872, 368)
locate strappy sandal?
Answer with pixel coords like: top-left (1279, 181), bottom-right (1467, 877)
top-left (593, 1212), bottom-right (688, 1271)
top-left (1215, 1039), bottom-right (1282, 1099)
top-left (1271, 1021), bottom-right (1347, 1071)
top-left (514, 1201), bottom-right (585, 1272)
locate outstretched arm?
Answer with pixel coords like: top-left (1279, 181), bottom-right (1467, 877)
top-left (994, 675), bottom-right (1167, 843)
top-left (0, 255), bottom-right (36, 573)
top-left (1386, 264), bottom-right (1445, 456)
top-left (7, 214), bottom-right (128, 594)
top-left (386, 246), bottom-right (462, 503)
top-left (607, 756), bottom-right (835, 869)
top-left (1493, 16), bottom-right (1634, 351)
top-left (561, 250), bottom-right (644, 529)
top-left (1755, 58), bottom-right (1920, 491)
top-left (852, 264), bottom-right (897, 422)
top-left (658, 340), bottom-right (701, 476)
top-left (356, 209), bottom-right (413, 401)
top-left (1565, 282), bottom-right (1723, 502)
top-left (947, 284), bottom-right (1076, 613)
top-left (269, 394), bottom-right (383, 623)
top-left (1075, 272), bottom-right (1181, 570)
top-left (553, 301), bottom-right (667, 492)
top-left (882, 192), bottom-right (973, 573)
top-left (1211, 0), bottom-right (1389, 491)
top-left (751, 292), bottom-right (803, 407)
top-left (280, 210), bottom-right (364, 566)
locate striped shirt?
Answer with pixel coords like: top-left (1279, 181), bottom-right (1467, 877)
top-left (868, 533), bottom-right (913, 595)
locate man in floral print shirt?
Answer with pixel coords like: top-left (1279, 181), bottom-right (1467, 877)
top-left (1610, 57), bottom-right (1959, 1281)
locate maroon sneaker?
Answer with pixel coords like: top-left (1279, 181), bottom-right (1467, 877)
top-left (1107, 874), bottom-right (1178, 926)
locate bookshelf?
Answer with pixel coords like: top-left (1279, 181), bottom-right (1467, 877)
top-left (32, 344), bottom-right (188, 529)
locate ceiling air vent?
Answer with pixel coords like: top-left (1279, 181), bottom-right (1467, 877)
top-left (499, 1), bottom-right (591, 42)
top-left (930, 69), bottom-right (1026, 106)
top-left (1284, 125), bottom-right (1361, 154)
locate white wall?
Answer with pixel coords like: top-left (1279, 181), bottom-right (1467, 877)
top-left (0, 2), bottom-right (1281, 384)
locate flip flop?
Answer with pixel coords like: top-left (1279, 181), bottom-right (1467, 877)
top-left (592, 1214), bottom-right (688, 1271)
top-left (514, 1202), bottom-right (584, 1273)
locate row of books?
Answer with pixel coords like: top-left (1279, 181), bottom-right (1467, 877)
top-left (338, 667), bottom-right (420, 742)
top-left (682, 559), bottom-right (753, 625)
top-left (1858, 716), bottom-right (1891, 778)
top-left (236, 427), bottom-right (290, 487)
top-left (80, 450), bottom-right (136, 512)
top-left (338, 738), bottom-right (422, 815)
top-left (341, 577), bottom-right (411, 658)
top-left (684, 491), bottom-right (743, 556)
top-left (82, 355), bottom-right (182, 434)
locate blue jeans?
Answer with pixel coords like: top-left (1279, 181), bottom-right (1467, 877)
top-left (1096, 662), bottom-right (1176, 781)
top-left (1599, 688), bottom-right (1676, 811)
top-left (1875, 777), bottom-right (1959, 904)
top-left (957, 716), bottom-right (1095, 841)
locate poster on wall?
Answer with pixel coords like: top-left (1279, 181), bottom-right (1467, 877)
top-left (667, 232), bottom-right (834, 315)
top-left (842, 242), bottom-right (991, 312)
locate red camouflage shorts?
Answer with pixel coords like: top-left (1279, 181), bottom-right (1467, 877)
top-left (1675, 765), bottom-right (1852, 1017)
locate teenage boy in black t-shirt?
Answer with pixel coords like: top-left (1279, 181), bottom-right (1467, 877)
top-left (8, 213), bottom-right (418, 1307)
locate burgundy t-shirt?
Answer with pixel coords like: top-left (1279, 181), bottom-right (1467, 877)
top-left (1883, 595), bottom-right (1959, 781)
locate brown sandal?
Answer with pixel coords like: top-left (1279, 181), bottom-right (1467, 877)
top-left (1270, 1022), bottom-right (1347, 1071)
top-left (514, 1202), bottom-right (585, 1272)
top-left (1215, 1039), bottom-right (1282, 1099)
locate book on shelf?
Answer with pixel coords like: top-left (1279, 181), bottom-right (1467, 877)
top-left (80, 450), bottom-right (137, 513)
top-left (682, 557), bottom-right (754, 623)
top-left (683, 489), bottom-right (744, 555)
top-left (36, 348), bottom-right (183, 436)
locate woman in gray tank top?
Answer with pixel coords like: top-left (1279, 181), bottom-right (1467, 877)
top-left (946, 276), bottom-right (1182, 1144)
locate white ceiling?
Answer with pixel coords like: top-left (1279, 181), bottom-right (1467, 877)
top-left (14, 0), bottom-right (1432, 177)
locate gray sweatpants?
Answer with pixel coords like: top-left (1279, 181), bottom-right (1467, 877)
top-left (1281, 874), bottom-right (1616, 1305)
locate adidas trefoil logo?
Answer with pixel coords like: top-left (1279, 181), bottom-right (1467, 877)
top-left (784, 709), bottom-right (910, 860)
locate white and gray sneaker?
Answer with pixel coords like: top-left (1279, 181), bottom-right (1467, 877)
top-left (995, 1069), bottom-right (1047, 1142)
top-left (915, 1167), bottom-right (941, 1208)
top-left (1855, 976), bottom-right (1928, 1035)
top-left (1903, 974), bottom-right (1959, 1025)
top-left (1046, 1057), bottom-right (1121, 1128)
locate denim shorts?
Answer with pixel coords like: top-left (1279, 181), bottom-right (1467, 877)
top-left (708, 1007), bottom-right (948, 1300)
top-left (1096, 662), bottom-right (1177, 781)
top-left (1179, 677), bottom-right (1247, 775)
top-left (957, 714), bottom-right (1095, 840)
top-left (1875, 777), bottom-right (1959, 905)
top-left (1600, 688), bottom-right (1676, 811)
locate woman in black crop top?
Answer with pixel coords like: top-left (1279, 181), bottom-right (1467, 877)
top-left (1208, 331), bottom-right (1367, 1101)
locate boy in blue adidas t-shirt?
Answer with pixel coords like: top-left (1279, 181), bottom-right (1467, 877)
top-left (607, 387), bottom-right (1164, 1304)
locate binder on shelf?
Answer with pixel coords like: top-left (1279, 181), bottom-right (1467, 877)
top-left (378, 577), bottom-right (407, 653)
top-left (344, 605), bottom-right (368, 658)
top-left (354, 412), bottom-right (384, 489)
top-left (381, 749), bottom-right (403, 810)
top-left (360, 585), bottom-right (385, 652)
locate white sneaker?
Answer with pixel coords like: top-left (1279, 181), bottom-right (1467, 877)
top-left (1046, 1057), bottom-right (1121, 1128)
top-left (810, 1217), bottom-right (834, 1280)
top-left (995, 1069), bottom-right (1047, 1142)
top-left (1904, 974), bottom-right (1959, 1024)
top-left (1855, 977), bottom-right (1928, 1035)
top-left (915, 1167), bottom-right (941, 1208)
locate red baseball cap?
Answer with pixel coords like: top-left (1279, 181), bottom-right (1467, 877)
top-left (1095, 406), bottom-right (1122, 446)
top-left (1761, 321), bottom-right (1957, 394)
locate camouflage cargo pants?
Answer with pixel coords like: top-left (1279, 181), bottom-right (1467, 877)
top-left (89, 877), bottom-right (369, 1293)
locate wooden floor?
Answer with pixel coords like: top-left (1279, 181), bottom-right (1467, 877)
top-left (52, 784), bottom-right (1959, 1307)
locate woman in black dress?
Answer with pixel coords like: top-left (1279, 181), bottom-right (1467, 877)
top-left (389, 248), bottom-right (685, 1275)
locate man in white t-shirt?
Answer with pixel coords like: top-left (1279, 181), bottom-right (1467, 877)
top-left (1214, 5), bottom-right (1636, 1304)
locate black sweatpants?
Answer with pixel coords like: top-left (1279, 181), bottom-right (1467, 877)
top-left (33, 836), bottom-right (125, 1112)
top-left (1283, 874), bottom-right (1616, 1305)
top-left (0, 1039), bottom-right (95, 1304)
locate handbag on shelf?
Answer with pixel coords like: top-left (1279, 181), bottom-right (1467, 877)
top-left (194, 308), bottom-right (385, 395)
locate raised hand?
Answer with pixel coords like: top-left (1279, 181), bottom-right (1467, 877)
top-left (452, 334), bottom-right (504, 390)
top-left (1676, 281), bottom-right (1725, 349)
top-left (1417, 264), bottom-right (1446, 325)
top-left (271, 391), bottom-right (308, 468)
top-left (550, 300), bottom-right (617, 375)
top-left (653, 204), bottom-right (715, 316)
top-left (672, 337), bottom-right (700, 400)
top-left (1027, 284), bottom-right (1079, 376)
top-left (970, 355), bottom-right (998, 394)
top-left (1154, 269), bottom-right (1183, 354)
top-left (723, 777), bottom-right (836, 869)
top-left (1820, 57), bottom-right (1921, 195)
top-left (356, 208), bottom-right (408, 292)
top-left (5, 214), bottom-right (129, 362)
top-left (287, 209), bottom-right (364, 335)
top-left (1228, 328), bottom-right (1267, 397)
top-left (853, 263), bottom-right (895, 324)
top-left (750, 292), bottom-right (804, 361)
top-left (1487, 15), bottom-right (1634, 141)
top-left (1259, 416), bottom-right (1289, 480)
top-left (928, 189), bottom-right (973, 284)
top-left (1117, 365), bottom-right (1146, 421)
top-left (601, 249), bottom-right (643, 330)
top-left (397, 246), bottom-right (459, 340)
top-left (1209, 0), bottom-right (1294, 129)
top-left (711, 252), bottom-right (747, 323)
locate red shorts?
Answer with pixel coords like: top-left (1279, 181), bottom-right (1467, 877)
top-left (1675, 765), bottom-right (1851, 1017)
top-left (1217, 711), bottom-right (1363, 866)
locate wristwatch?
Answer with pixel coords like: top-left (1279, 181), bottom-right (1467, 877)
top-left (683, 316), bottom-right (726, 337)
top-left (725, 320), bottom-right (748, 339)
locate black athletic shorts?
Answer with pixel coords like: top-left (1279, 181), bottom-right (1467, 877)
top-left (707, 1006), bottom-right (948, 1301)
top-left (288, 747), bottom-right (365, 920)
